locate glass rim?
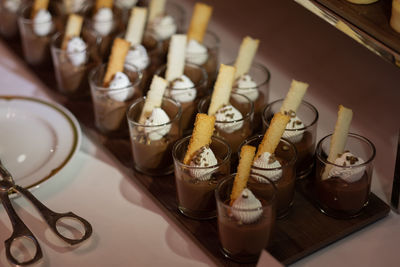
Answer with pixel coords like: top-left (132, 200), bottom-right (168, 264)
top-left (18, 2), bottom-right (53, 24)
top-left (185, 30), bottom-right (220, 53)
top-left (262, 99), bottom-right (319, 130)
top-left (51, 32), bottom-right (88, 54)
top-left (89, 63), bottom-right (143, 92)
top-left (229, 62), bottom-right (271, 89)
top-left (316, 132), bottom-right (376, 168)
top-left (172, 135), bottom-right (232, 170)
top-left (127, 96), bottom-right (182, 127)
top-left (215, 174), bottom-right (277, 211)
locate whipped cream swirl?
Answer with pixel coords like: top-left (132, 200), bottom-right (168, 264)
top-left (252, 152), bottom-right (282, 182)
top-left (215, 105), bottom-right (243, 134)
top-left (33, 9), bottom-right (53, 36)
top-left (125, 44), bottom-right (149, 71)
top-left (166, 75), bottom-right (196, 103)
top-left (144, 107), bottom-right (171, 141)
top-left (108, 72), bottom-right (133, 101)
top-left (232, 74), bottom-right (259, 102)
top-left (93, 8), bottom-right (113, 36)
top-left (328, 152), bottom-right (366, 183)
top-left (150, 15), bottom-right (177, 41)
top-left (68, 0), bottom-right (85, 13)
top-left (232, 188), bottom-right (263, 224)
top-left (66, 37), bottom-right (87, 66)
top-left (4, 0), bottom-right (21, 12)
top-left (189, 146), bottom-right (218, 181)
top-left (185, 39), bottom-right (208, 65)
top-left (282, 111), bottom-right (305, 143)
top-left (116, 0), bottom-right (138, 9)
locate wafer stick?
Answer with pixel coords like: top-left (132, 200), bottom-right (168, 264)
top-left (391, 0), bottom-right (400, 33)
top-left (125, 7), bottom-right (148, 45)
top-left (61, 14), bottom-right (84, 50)
top-left (207, 64), bottom-right (236, 116)
top-left (103, 38), bottom-right (131, 86)
top-left (139, 75), bottom-right (168, 124)
top-left (321, 105), bottom-right (353, 180)
top-left (148, 0), bottom-right (166, 22)
top-left (187, 2), bottom-right (213, 43)
top-left (183, 113), bottom-right (215, 165)
top-left (255, 112), bottom-right (290, 159)
top-left (280, 80), bottom-right (309, 114)
top-left (230, 145), bottom-right (256, 205)
top-left (95, 0), bottom-right (113, 13)
top-left (31, 0), bottom-right (49, 18)
top-left (234, 36), bottom-right (259, 79)
top-left (165, 34), bottom-right (187, 81)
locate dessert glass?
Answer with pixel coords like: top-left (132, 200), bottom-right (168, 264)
top-left (173, 135), bottom-right (231, 219)
top-left (89, 63), bottom-right (142, 135)
top-left (231, 62), bottom-right (271, 134)
top-left (0, 0), bottom-right (23, 40)
top-left (216, 173), bottom-right (277, 263)
top-left (315, 133), bottom-right (376, 219)
top-left (198, 93), bottom-right (254, 155)
top-left (18, 2), bottom-right (58, 67)
top-left (51, 32), bottom-right (101, 98)
top-left (127, 96), bottom-right (182, 175)
top-left (185, 31), bottom-right (219, 90)
top-left (155, 63), bottom-right (208, 133)
top-left (240, 135), bottom-right (297, 218)
top-left (263, 99), bottom-right (318, 179)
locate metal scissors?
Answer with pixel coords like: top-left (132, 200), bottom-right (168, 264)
top-left (0, 159), bottom-right (93, 266)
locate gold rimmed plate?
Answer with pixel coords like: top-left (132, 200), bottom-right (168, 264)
top-left (0, 96), bottom-right (81, 192)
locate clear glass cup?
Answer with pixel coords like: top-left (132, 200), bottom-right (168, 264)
top-left (185, 31), bottom-right (219, 90)
top-left (263, 99), bottom-right (318, 179)
top-left (216, 173), bottom-right (277, 263)
top-left (51, 32), bottom-right (101, 98)
top-left (155, 63), bottom-right (208, 133)
top-left (18, 2), bottom-right (58, 67)
top-left (89, 63), bottom-right (142, 135)
top-left (315, 133), bottom-right (376, 219)
top-left (240, 135), bottom-right (297, 218)
top-left (198, 93), bottom-right (254, 155)
top-left (127, 96), bottom-right (182, 175)
top-left (0, 0), bottom-right (24, 40)
top-left (231, 62), bottom-right (271, 134)
top-left (173, 135), bottom-right (231, 219)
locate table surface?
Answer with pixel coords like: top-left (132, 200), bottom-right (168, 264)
top-left (0, 0), bottom-right (400, 266)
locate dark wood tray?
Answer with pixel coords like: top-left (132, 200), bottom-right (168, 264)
top-left (4, 41), bottom-right (391, 266)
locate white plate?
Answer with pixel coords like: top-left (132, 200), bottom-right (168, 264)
top-left (0, 96), bottom-right (81, 190)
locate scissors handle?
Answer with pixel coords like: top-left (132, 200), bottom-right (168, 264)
top-left (15, 185), bottom-right (93, 245)
top-left (0, 190), bottom-right (43, 266)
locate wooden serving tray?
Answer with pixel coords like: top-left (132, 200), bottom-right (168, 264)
top-left (5, 42), bottom-right (391, 266)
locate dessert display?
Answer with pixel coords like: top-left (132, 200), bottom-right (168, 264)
top-left (391, 0), bottom-right (400, 33)
top-left (185, 2), bottom-right (218, 89)
top-left (0, 0), bottom-right (22, 39)
top-left (89, 38), bottom-right (142, 134)
top-left (156, 34), bottom-right (208, 133)
top-left (315, 105), bottom-right (375, 218)
top-left (127, 75), bottom-right (182, 175)
top-left (232, 36), bottom-right (270, 133)
top-left (263, 79), bottom-right (318, 178)
top-left (198, 64), bottom-right (253, 155)
top-left (243, 112), bottom-right (297, 218)
top-left (215, 145), bottom-right (276, 263)
top-left (51, 14), bottom-right (101, 97)
top-left (17, 0), bottom-right (57, 66)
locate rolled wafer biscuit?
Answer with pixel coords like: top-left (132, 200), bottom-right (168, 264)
top-left (125, 7), bottom-right (148, 46)
top-left (139, 75), bottom-right (168, 124)
top-left (187, 2), bottom-right (213, 43)
top-left (95, 0), bottom-right (113, 13)
top-left (165, 34), bottom-right (187, 81)
top-left (230, 145), bottom-right (256, 205)
top-left (322, 105), bottom-right (353, 180)
top-left (280, 80), bottom-right (309, 114)
top-left (103, 38), bottom-right (131, 86)
top-left (31, 0), bottom-right (50, 18)
top-left (148, 0), bottom-right (166, 22)
top-left (234, 36), bottom-right (259, 79)
top-left (183, 113), bottom-right (215, 165)
top-left (61, 14), bottom-right (84, 50)
top-left (391, 0), bottom-right (400, 33)
top-left (207, 64), bottom-right (236, 116)
top-left (255, 112), bottom-right (290, 159)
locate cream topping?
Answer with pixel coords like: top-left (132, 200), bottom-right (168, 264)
top-left (252, 152), bottom-right (282, 182)
top-left (165, 75), bottom-right (196, 103)
top-left (189, 146), bottom-right (218, 181)
top-left (283, 113), bottom-right (305, 143)
top-left (33, 9), bottom-right (53, 36)
top-left (144, 107), bottom-right (171, 141)
top-left (215, 105), bottom-right (243, 134)
top-left (231, 188), bottom-right (263, 224)
top-left (108, 72), bottom-right (133, 101)
top-left (185, 39), bottom-right (208, 65)
top-left (150, 15), bottom-right (177, 41)
top-left (232, 74), bottom-right (259, 102)
top-left (328, 152), bottom-right (366, 183)
top-left (116, 0), bottom-right (138, 9)
top-left (66, 37), bottom-right (87, 66)
top-left (4, 0), bottom-right (21, 12)
top-left (125, 44), bottom-right (149, 71)
top-left (93, 7), bottom-right (113, 36)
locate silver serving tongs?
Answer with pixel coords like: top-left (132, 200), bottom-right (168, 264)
top-left (0, 159), bottom-right (93, 266)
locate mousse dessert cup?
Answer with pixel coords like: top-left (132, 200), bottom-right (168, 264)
top-left (240, 135), bottom-right (297, 218)
top-left (216, 146), bottom-right (277, 263)
top-left (173, 135), bottom-right (231, 219)
top-left (114, 0), bottom-right (139, 23)
top-left (315, 106), bottom-right (375, 219)
top-left (127, 95), bottom-right (182, 175)
top-left (0, 0), bottom-right (23, 40)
